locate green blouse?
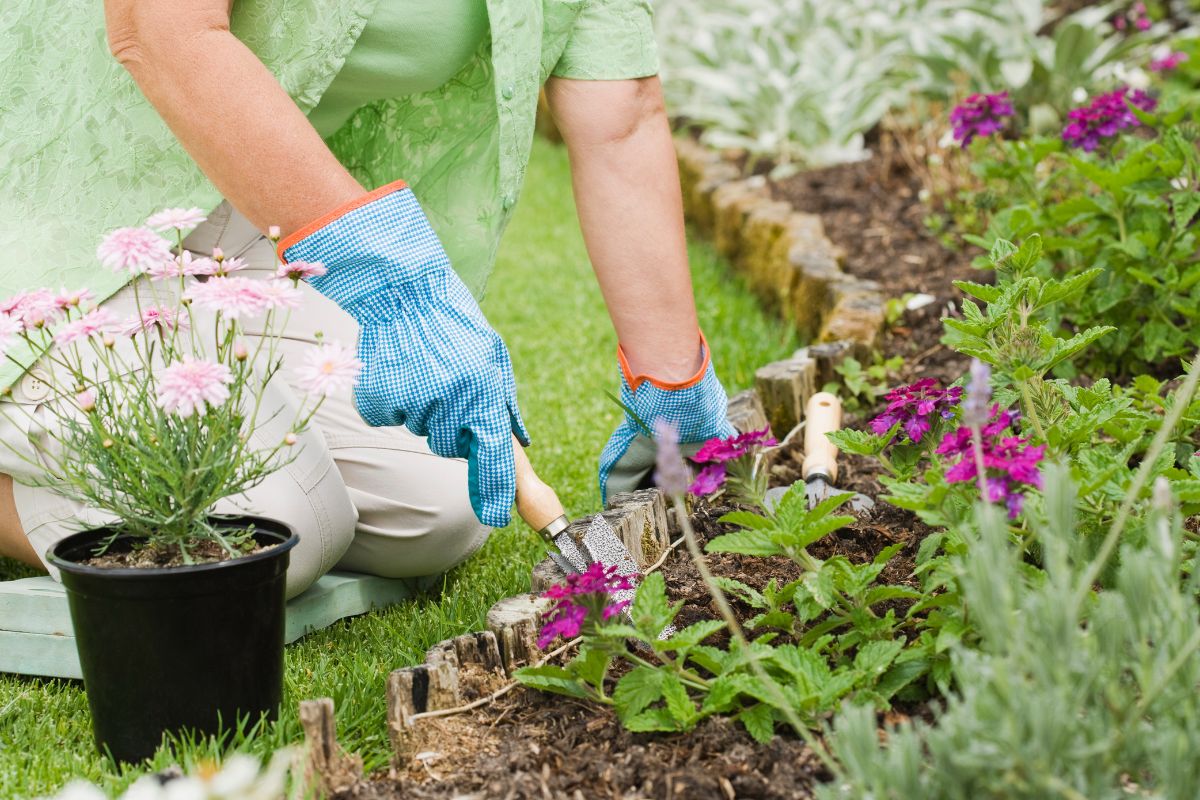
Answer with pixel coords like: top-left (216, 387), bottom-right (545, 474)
top-left (0, 0), bottom-right (658, 392)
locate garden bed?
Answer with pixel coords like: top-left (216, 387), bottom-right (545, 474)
top-left (765, 141), bottom-right (975, 387)
top-left (318, 435), bottom-right (940, 799)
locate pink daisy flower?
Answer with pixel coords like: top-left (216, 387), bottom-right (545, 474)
top-left (121, 306), bottom-right (188, 337)
top-left (0, 313), bottom-right (22, 356)
top-left (55, 288), bottom-right (94, 310)
top-left (256, 280), bottom-right (304, 311)
top-left (211, 255), bottom-right (248, 276)
top-left (1, 290), bottom-right (63, 330)
top-left (145, 207), bottom-right (207, 233)
top-left (96, 227), bottom-right (173, 275)
top-left (184, 277), bottom-right (268, 319)
top-left (155, 357), bottom-right (233, 417)
top-left (55, 308), bottom-right (118, 346)
top-left (275, 260), bottom-right (327, 283)
top-left (76, 389), bottom-right (97, 413)
top-left (148, 251), bottom-right (219, 280)
top-left (296, 342), bottom-right (362, 397)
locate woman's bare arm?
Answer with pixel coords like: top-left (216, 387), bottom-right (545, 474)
top-left (544, 76), bottom-right (702, 383)
top-left (104, 0), bottom-right (363, 237)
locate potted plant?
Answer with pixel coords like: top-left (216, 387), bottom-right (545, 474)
top-left (0, 209), bottom-right (359, 763)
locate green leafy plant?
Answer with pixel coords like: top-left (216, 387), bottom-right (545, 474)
top-left (959, 110), bottom-right (1200, 372)
top-left (826, 354), bottom-right (905, 412)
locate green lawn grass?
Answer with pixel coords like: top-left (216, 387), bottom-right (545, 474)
top-left (0, 138), bottom-right (800, 798)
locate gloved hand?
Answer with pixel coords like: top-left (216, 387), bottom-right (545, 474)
top-left (277, 179), bottom-right (529, 527)
top-left (598, 332), bottom-right (736, 502)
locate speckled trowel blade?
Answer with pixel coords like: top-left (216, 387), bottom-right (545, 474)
top-left (550, 530), bottom-right (592, 573)
top-left (582, 516), bottom-right (675, 640)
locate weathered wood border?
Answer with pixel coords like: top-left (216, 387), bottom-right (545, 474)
top-left (674, 138), bottom-right (886, 355)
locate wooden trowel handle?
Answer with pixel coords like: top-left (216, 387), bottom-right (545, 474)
top-left (802, 392), bottom-right (842, 483)
top-left (512, 434), bottom-right (568, 533)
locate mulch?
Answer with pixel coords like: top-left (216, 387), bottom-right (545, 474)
top-left (335, 147), bottom-right (968, 799)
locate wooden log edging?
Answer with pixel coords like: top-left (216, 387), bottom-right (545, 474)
top-left (674, 137), bottom-right (886, 355)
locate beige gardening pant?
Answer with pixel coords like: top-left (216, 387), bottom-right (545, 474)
top-left (0, 201), bottom-right (489, 599)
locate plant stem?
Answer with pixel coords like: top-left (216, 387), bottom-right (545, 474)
top-left (1019, 379), bottom-right (1048, 442)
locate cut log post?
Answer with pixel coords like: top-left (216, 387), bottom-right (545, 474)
top-left (530, 556), bottom-right (564, 594)
top-left (423, 645), bottom-right (462, 711)
top-left (298, 698), bottom-right (362, 797)
top-left (486, 593), bottom-right (549, 675)
top-left (385, 666), bottom-right (425, 754)
top-left (449, 630), bottom-right (505, 674)
top-left (726, 389), bottom-right (771, 436)
top-left (755, 354), bottom-right (818, 437)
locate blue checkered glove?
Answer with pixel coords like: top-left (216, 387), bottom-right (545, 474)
top-left (598, 333), bottom-right (736, 502)
top-left (278, 180), bottom-right (529, 528)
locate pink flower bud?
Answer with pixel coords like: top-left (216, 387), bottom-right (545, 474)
top-left (102, 334), bottom-right (116, 348)
top-left (268, 225), bottom-right (281, 240)
top-left (76, 389), bottom-right (96, 412)
top-left (211, 246), bottom-right (224, 262)
top-left (233, 341), bottom-right (249, 361)
top-left (284, 432), bottom-right (298, 446)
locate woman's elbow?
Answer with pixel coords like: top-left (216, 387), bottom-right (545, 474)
top-left (105, 3), bottom-right (230, 72)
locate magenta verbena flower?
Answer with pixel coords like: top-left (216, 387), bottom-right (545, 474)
top-left (936, 405), bottom-right (1044, 519)
top-left (689, 463), bottom-right (727, 496)
top-left (949, 91), bottom-right (1014, 147)
top-left (1149, 50), bottom-right (1188, 72)
top-left (537, 562), bottom-right (636, 648)
top-left (870, 378), bottom-right (963, 445)
top-left (694, 427), bottom-right (777, 464)
top-left (1062, 87), bottom-right (1156, 151)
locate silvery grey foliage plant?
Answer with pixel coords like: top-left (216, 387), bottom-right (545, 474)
top-left (817, 466), bottom-right (1200, 800)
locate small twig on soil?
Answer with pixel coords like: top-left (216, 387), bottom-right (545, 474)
top-left (406, 532), bottom-right (689, 723)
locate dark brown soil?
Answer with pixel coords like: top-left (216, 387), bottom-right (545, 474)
top-left (770, 149), bottom-right (977, 389)
top-left (82, 537), bottom-right (264, 569)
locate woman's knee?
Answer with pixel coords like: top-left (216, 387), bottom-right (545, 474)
top-left (333, 447), bottom-right (490, 579)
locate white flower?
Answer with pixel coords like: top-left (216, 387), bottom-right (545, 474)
top-left (208, 755), bottom-right (260, 796)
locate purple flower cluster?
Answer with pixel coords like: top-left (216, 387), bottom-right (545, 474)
top-left (537, 562), bottom-right (636, 648)
top-left (1061, 87), bottom-right (1156, 151)
top-left (949, 92), bottom-right (1015, 147)
top-left (1114, 2), bottom-right (1152, 31)
top-left (686, 428), bottom-right (776, 496)
top-left (936, 406), bottom-right (1045, 518)
top-left (1149, 50), bottom-right (1188, 73)
top-left (869, 379), bottom-right (963, 445)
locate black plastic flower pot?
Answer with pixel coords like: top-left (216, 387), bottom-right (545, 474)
top-left (48, 516), bottom-right (298, 764)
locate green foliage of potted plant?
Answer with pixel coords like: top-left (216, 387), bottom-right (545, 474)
top-left (0, 208), bottom-right (359, 764)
